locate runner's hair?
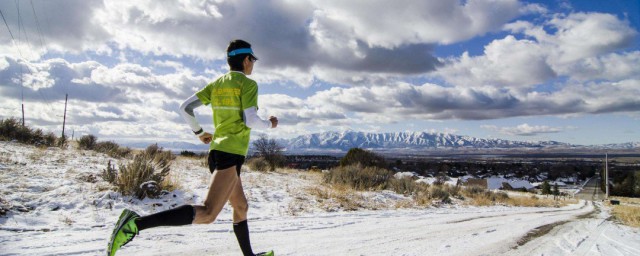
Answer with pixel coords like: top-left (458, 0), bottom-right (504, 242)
top-left (227, 39), bottom-right (252, 71)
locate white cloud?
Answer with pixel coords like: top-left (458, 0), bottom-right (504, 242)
top-left (437, 36), bottom-right (556, 90)
top-left (561, 51), bottom-right (640, 81)
top-left (308, 0), bottom-right (525, 47)
top-left (2, 0), bottom-right (535, 84)
top-left (481, 123), bottom-right (562, 136)
top-left (437, 12), bottom-right (639, 90)
top-left (546, 13), bottom-right (637, 63)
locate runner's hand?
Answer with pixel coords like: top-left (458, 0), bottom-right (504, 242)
top-left (269, 116), bottom-right (278, 128)
top-left (199, 132), bottom-right (212, 144)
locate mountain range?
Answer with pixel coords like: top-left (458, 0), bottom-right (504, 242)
top-left (285, 131), bottom-right (568, 152)
top-left (120, 131), bottom-right (639, 154)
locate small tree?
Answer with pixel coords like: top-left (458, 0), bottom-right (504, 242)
top-left (541, 181), bottom-right (552, 195)
top-left (340, 148), bottom-right (386, 168)
top-left (553, 183), bottom-right (560, 200)
top-left (252, 134), bottom-right (284, 172)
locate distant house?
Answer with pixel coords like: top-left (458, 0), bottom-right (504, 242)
top-left (549, 181), bottom-right (567, 187)
top-left (465, 177), bottom-right (534, 191)
top-left (557, 177), bottom-right (577, 185)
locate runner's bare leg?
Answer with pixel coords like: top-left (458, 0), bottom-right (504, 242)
top-left (192, 166), bottom-right (238, 224)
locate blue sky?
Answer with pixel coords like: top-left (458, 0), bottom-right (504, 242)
top-left (0, 0), bottom-right (638, 146)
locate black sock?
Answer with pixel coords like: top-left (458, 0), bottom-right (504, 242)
top-left (233, 220), bottom-right (255, 256)
top-left (135, 205), bottom-right (195, 231)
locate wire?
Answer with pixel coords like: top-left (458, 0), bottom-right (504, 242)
top-left (7, 1), bottom-right (55, 115)
top-left (15, 0), bottom-right (32, 49)
top-left (0, 9), bottom-right (15, 42)
top-left (29, 0), bottom-right (45, 49)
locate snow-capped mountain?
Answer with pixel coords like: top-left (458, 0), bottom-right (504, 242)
top-left (583, 142), bottom-right (640, 150)
top-left (283, 131), bottom-right (570, 152)
top-left (119, 131), bottom-right (638, 154)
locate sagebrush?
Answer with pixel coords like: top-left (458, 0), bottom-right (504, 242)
top-left (0, 118), bottom-right (59, 147)
top-left (101, 144), bottom-right (176, 199)
top-left (95, 141), bottom-right (131, 158)
top-left (78, 135), bottom-right (98, 150)
top-left (324, 164), bottom-right (392, 190)
top-left (247, 157), bottom-right (270, 172)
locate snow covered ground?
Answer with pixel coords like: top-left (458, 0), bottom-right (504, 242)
top-left (1, 141), bottom-right (639, 256)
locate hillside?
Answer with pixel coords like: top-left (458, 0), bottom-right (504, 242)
top-left (1, 141), bottom-right (639, 255)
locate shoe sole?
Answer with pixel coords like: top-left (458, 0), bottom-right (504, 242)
top-left (107, 209), bottom-right (139, 256)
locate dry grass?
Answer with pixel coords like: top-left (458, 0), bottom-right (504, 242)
top-left (609, 157), bottom-right (640, 164)
top-left (611, 204), bottom-right (640, 228)
top-left (506, 195), bottom-right (567, 207)
top-left (460, 186), bottom-right (576, 207)
top-left (60, 215), bottom-right (75, 226)
top-left (246, 157), bottom-right (270, 172)
top-left (307, 185), bottom-right (365, 211)
top-left (28, 148), bottom-right (46, 162)
top-left (161, 171), bottom-right (182, 192)
top-left (610, 196), bottom-right (640, 205)
top-left (323, 164), bottom-right (392, 191)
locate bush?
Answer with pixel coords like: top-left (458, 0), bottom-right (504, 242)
top-left (247, 157), bottom-right (270, 172)
top-left (180, 150), bottom-right (196, 157)
top-left (388, 177), bottom-right (426, 196)
top-left (460, 186), bottom-right (513, 206)
top-left (95, 141), bottom-right (119, 154)
top-left (57, 135), bottom-right (67, 148)
top-left (252, 134), bottom-right (285, 171)
top-left (101, 160), bottom-right (118, 184)
top-left (444, 184), bottom-right (461, 198)
top-left (429, 186), bottom-right (451, 202)
top-left (340, 148), bottom-right (386, 168)
top-left (101, 144), bottom-right (176, 199)
top-left (0, 118), bottom-right (60, 147)
top-left (95, 141), bottom-right (131, 158)
top-left (463, 186), bottom-right (486, 196)
top-left (78, 135), bottom-right (98, 150)
top-left (324, 164), bottom-right (392, 190)
top-left (0, 118), bottom-right (28, 142)
top-left (43, 132), bottom-right (57, 147)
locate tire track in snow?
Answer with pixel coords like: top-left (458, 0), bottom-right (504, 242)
top-left (507, 201), bottom-right (640, 256)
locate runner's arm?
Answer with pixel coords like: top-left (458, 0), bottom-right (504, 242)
top-left (178, 94), bottom-right (206, 136)
top-left (244, 107), bottom-right (272, 129)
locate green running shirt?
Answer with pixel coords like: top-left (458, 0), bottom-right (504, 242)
top-left (196, 72), bottom-right (259, 156)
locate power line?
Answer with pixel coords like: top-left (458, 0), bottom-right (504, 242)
top-left (0, 9), bottom-right (15, 42)
top-left (29, 0), bottom-right (45, 48)
top-left (15, 0), bottom-right (33, 49)
top-left (6, 1), bottom-right (56, 122)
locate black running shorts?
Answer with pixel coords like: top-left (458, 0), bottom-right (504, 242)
top-left (207, 150), bottom-right (245, 176)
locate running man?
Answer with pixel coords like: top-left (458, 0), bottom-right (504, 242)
top-left (107, 39), bottom-right (277, 256)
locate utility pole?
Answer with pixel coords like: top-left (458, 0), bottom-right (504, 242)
top-left (21, 62), bottom-right (24, 126)
top-left (605, 153), bottom-right (609, 199)
top-left (61, 94), bottom-right (68, 138)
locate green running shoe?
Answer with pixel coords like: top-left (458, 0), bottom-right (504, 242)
top-left (107, 209), bottom-right (140, 256)
top-left (255, 251), bottom-right (274, 256)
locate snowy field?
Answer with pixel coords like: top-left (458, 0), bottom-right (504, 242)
top-left (1, 141), bottom-right (639, 256)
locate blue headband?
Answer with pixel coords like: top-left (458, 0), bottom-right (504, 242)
top-left (228, 48), bottom-right (256, 58)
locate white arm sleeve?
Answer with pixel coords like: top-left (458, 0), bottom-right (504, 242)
top-left (243, 107), bottom-right (272, 129)
top-left (178, 94), bottom-right (205, 135)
